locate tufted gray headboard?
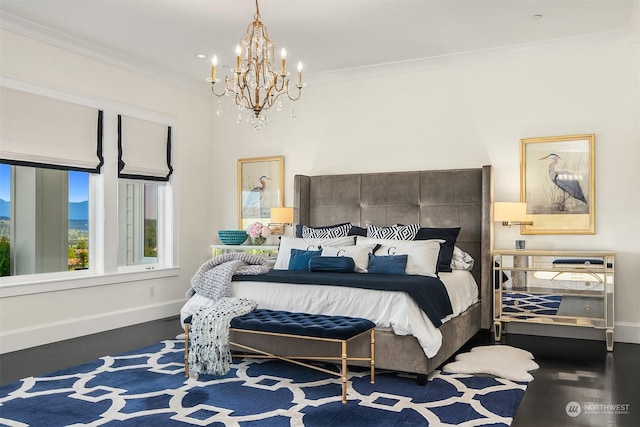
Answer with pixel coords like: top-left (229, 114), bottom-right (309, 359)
top-left (293, 166), bottom-right (493, 329)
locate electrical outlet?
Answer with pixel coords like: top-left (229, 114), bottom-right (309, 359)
top-left (148, 285), bottom-right (155, 297)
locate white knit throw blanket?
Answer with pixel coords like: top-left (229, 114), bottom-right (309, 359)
top-left (189, 297), bottom-right (258, 375)
top-left (186, 253), bottom-right (269, 300)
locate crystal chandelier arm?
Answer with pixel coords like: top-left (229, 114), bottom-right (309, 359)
top-left (211, 77), bottom-right (231, 98)
top-left (236, 71), bottom-right (255, 111)
top-left (260, 76), bottom-right (280, 111)
top-left (286, 83), bottom-right (302, 102)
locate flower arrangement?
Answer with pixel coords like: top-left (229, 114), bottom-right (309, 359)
top-left (247, 221), bottom-right (271, 245)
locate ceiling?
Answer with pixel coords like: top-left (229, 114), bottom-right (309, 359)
top-left (1, 0), bottom-right (638, 93)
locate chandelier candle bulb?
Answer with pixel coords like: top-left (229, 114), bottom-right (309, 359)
top-left (211, 55), bottom-right (217, 81)
top-left (235, 45), bottom-right (242, 72)
top-left (297, 62), bottom-right (303, 86)
top-left (280, 48), bottom-right (287, 75)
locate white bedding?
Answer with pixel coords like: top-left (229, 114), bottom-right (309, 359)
top-left (180, 270), bottom-right (479, 358)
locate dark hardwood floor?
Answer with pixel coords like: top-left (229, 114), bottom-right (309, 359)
top-left (462, 331), bottom-right (639, 427)
top-left (0, 316), bottom-right (184, 385)
top-left (1, 319), bottom-right (638, 426)
top-left (505, 334), bottom-right (639, 427)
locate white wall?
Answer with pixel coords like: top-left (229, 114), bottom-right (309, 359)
top-left (0, 28), bottom-right (638, 353)
top-left (211, 42), bottom-right (640, 344)
top-left (0, 29), bottom-right (215, 352)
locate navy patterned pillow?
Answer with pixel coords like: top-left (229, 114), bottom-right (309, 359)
top-left (302, 224), bottom-right (352, 239)
top-left (295, 223), bottom-right (351, 237)
top-left (367, 224), bottom-right (420, 240)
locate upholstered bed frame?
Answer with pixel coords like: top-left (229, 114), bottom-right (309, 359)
top-left (231, 166), bottom-right (493, 381)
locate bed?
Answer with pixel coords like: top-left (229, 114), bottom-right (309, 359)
top-left (183, 166), bottom-right (493, 381)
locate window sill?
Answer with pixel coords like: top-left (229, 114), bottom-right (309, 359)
top-left (0, 267), bottom-right (181, 298)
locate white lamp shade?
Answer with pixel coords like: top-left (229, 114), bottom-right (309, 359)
top-left (494, 202), bottom-right (528, 222)
top-left (271, 207), bottom-right (294, 224)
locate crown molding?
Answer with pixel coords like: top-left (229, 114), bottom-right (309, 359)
top-left (2, 10), bottom-right (637, 91)
top-left (305, 30), bottom-right (639, 85)
top-left (0, 11), bottom-right (207, 95)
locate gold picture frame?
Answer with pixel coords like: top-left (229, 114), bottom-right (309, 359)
top-left (520, 134), bottom-right (595, 235)
top-left (238, 156), bottom-right (284, 230)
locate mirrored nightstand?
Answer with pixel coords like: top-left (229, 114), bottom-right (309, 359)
top-left (493, 249), bottom-right (615, 351)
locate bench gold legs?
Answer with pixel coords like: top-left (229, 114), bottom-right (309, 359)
top-left (184, 323), bottom-right (190, 377)
top-left (183, 325), bottom-right (375, 404)
top-left (341, 341), bottom-right (348, 403)
top-left (370, 328), bottom-right (375, 384)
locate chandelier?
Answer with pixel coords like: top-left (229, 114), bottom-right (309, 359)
top-left (208, 0), bottom-right (303, 129)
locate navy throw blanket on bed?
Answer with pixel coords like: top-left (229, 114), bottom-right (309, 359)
top-left (232, 270), bottom-right (453, 328)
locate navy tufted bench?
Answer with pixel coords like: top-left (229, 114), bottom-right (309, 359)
top-left (184, 309), bottom-right (376, 403)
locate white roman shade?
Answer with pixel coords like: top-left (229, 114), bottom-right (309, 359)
top-left (0, 86), bottom-right (103, 172)
top-left (118, 115), bottom-right (172, 181)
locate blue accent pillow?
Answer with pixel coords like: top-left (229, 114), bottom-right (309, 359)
top-left (309, 256), bottom-right (356, 272)
top-left (288, 248), bottom-right (322, 271)
top-left (367, 254), bottom-right (408, 275)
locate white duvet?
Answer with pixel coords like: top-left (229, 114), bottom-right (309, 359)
top-left (180, 270), bottom-right (478, 358)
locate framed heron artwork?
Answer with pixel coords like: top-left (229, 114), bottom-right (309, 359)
top-left (520, 134), bottom-right (595, 234)
top-left (238, 156), bottom-right (284, 230)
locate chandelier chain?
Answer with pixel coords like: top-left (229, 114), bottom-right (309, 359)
top-left (254, 0), bottom-right (260, 20)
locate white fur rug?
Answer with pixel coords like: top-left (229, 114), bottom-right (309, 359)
top-left (442, 345), bottom-right (539, 382)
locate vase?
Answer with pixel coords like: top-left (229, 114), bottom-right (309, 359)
top-left (251, 236), bottom-right (266, 246)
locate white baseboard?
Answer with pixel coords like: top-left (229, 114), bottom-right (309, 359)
top-left (614, 322), bottom-right (640, 344)
top-left (0, 299), bottom-right (185, 354)
top-left (504, 321), bottom-right (640, 345)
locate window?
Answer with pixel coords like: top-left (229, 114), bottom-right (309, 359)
top-left (68, 171), bottom-right (90, 271)
top-left (0, 164), bottom-right (10, 276)
top-left (118, 180), bottom-right (160, 267)
top-left (116, 113), bottom-right (173, 270)
top-left (0, 83), bottom-right (175, 287)
top-left (0, 164), bottom-right (90, 276)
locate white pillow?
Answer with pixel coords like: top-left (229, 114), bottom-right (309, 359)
top-left (274, 236), bottom-right (356, 270)
top-left (356, 236), bottom-right (443, 277)
top-left (321, 243), bottom-right (378, 273)
top-left (451, 246), bottom-right (475, 271)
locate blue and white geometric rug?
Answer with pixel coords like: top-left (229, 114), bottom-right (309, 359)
top-left (0, 340), bottom-right (527, 426)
